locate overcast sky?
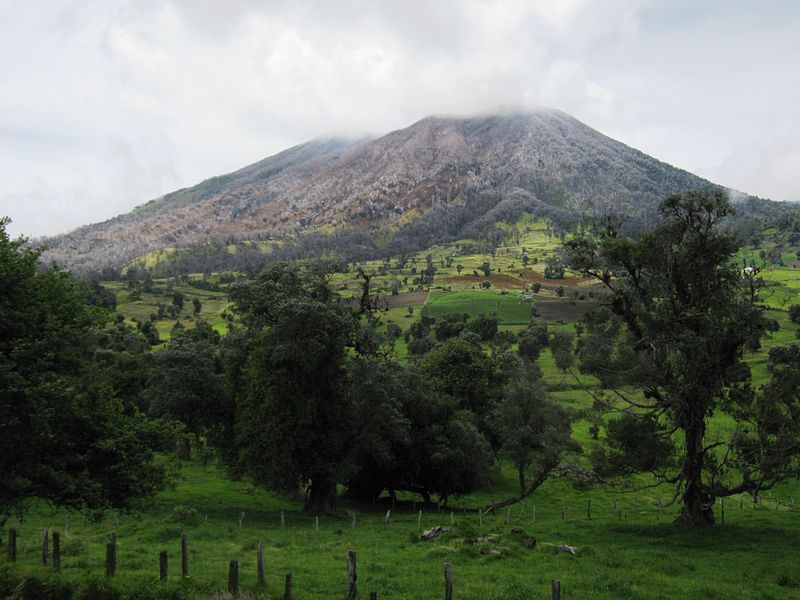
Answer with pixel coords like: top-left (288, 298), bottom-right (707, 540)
top-left (1, 0), bottom-right (798, 238)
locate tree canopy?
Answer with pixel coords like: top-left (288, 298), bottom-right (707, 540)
top-left (565, 191), bottom-right (799, 524)
top-left (0, 217), bottom-right (168, 522)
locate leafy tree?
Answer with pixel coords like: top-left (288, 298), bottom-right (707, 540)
top-left (193, 297), bottom-right (202, 314)
top-left (172, 291), bottom-right (185, 311)
top-left (346, 359), bottom-right (494, 505)
top-left (480, 261), bottom-right (492, 277)
top-left (465, 313), bottom-right (500, 341)
top-left (146, 331), bottom-right (225, 443)
top-left (0, 218), bottom-right (167, 522)
top-left (544, 256), bottom-right (565, 279)
top-left (493, 365), bottom-right (576, 504)
top-left (228, 263), bottom-right (358, 512)
top-left (420, 338), bottom-right (495, 417)
top-left (407, 336), bottom-right (436, 356)
top-left (788, 304), bottom-right (800, 324)
top-left (434, 313), bottom-right (469, 341)
top-left (517, 321), bottom-right (549, 362)
top-left (565, 191), bottom-right (781, 524)
top-left (550, 331), bottom-right (575, 373)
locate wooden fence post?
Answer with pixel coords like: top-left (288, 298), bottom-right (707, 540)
top-left (52, 531), bottom-right (61, 570)
top-left (42, 529), bottom-right (49, 566)
top-left (587, 500), bottom-right (592, 520)
top-left (352, 513), bottom-right (357, 530)
top-left (561, 508), bottom-right (565, 521)
top-left (257, 541), bottom-right (265, 587)
top-left (284, 572), bottom-right (293, 600)
top-left (444, 562), bottom-right (453, 600)
top-left (478, 509), bottom-right (482, 528)
top-left (347, 550), bottom-right (357, 599)
top-left (720, 498), bottom-right (725, 524)
top-left (228, 560), bottom-right (239, 596)
top-left (506, 508), bottom-right (511, 524)
top-left (552, 579), bottom-right (561, 600)
top-left (532, 506), bottom-right (536, 526)
top-left (8, 528), bottom-right (16, 562)
top-left (239, 512), bottom-right (244, 528)
top-left (384, 510), bottom-right (391, 524)
top-left (491, 500), bottom-right (497, 516)
top-left (159, 551), bottom-right (168, 580)
top-left (106, 533), bottom-right (117, 577)
top-left (181, 533), bottom-right (189, 577)
top-left (418, 510), bottom-right (422, 529)
top-left (281, 511), bottom-right (285, 528)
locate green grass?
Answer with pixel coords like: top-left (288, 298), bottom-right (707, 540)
top-left (7, 461), bottom-right (800, 599)
top-left (424, 290), bottom-right (532, 325)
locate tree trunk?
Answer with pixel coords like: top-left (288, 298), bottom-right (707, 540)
top-left (677, 418), bottom-right (714, 525)
top-left (483, 460), bottom-right (556, 513)
top-left (305, 476), bottom-right (337, 513)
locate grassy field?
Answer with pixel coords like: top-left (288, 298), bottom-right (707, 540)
top-left (5, 460), bottom-right (800, 599)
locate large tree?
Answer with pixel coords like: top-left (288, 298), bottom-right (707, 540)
top-left (493, 365), bottom-right (576, 506)
top-left (565, 191), bottom-right (799, 524)
top-left (0, 218), bottom-right (167, 522)
top-left (228, 263), bottom-right (358, 512)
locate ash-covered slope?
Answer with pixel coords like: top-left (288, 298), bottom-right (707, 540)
top-left (41, 109), bottom-right (771, 272)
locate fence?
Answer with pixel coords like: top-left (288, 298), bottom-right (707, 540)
top-left (4, 492), bottom-right (797, 598)
top-left (5, 527), bottom-right (566, 599)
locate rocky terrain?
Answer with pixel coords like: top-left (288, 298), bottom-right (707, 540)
top-left (40, 109), bottom-right (769, 272)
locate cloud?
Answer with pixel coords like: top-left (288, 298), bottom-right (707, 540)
top-left (0, 0), bottom-right (798, 238)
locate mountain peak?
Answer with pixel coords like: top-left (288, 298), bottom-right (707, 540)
top-left (41, 110), bottom-right (745, 273)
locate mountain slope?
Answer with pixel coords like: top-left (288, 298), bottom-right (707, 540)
top-left (41, 109), bottom-right (778, 272)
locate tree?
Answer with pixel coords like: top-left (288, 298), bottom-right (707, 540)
top-left (517, 321), bottom-right (549, 362)
top-left (346, 359), bottom-right (494, 505)
top-left (480, 261), bottom-right (492, 277)
top-left (228, 263), bottom-right (358, 512)
top-left (788, 304), bottom-right (800, 324)
top-left (493, 365), bottom-right (576, 504)
top-left (549, 331), bottom-right (575, 373)
top-left (193, 297), bottom-right (202, 314)
top-left (565, 191), bottom-right (781, 524)
top-left (420, 338), bottom-right (494, 417)
top-left (465, 313), bottom-right (499, 341)
top-left (0, 217), bottom-right (168, 522)
top-left (146, 331), bottom-right (225, 444)
top-left (434, 313), bottom-right (469, 341)
top-left (544, 256), bottom-right (565, 279)
top-left (172, 291), bottom-right (185, 311)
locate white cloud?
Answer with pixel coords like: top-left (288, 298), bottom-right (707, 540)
top-left (0, 0), bottom-right (798, 238)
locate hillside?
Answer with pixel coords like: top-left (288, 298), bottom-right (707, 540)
top-left (40, 109), bottom-right (781, 273)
